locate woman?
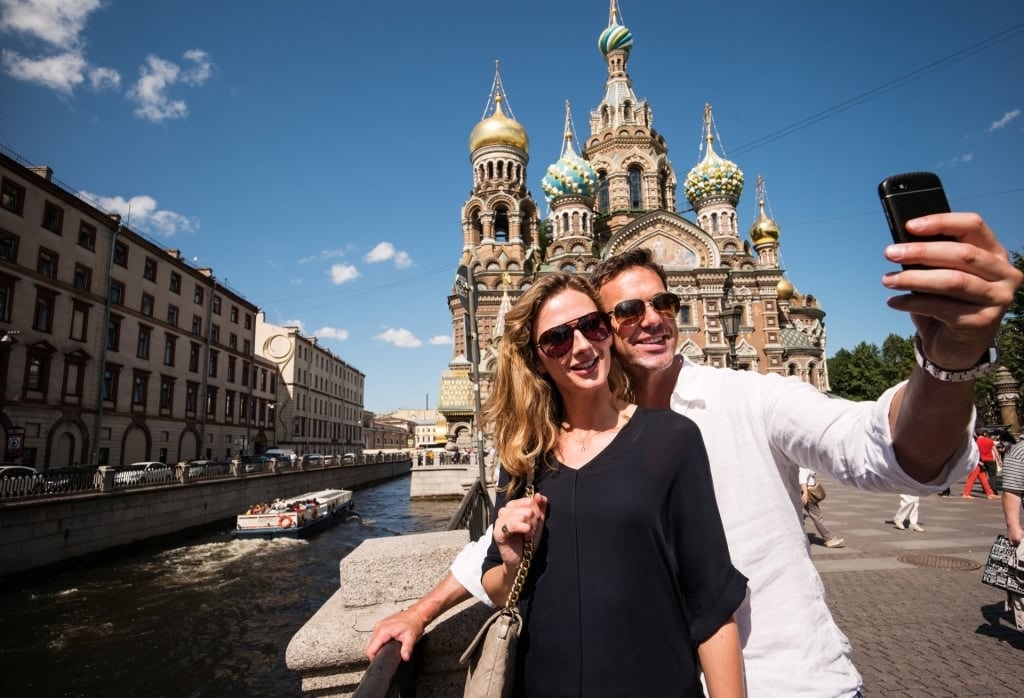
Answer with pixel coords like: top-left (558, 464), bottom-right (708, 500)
top-left (481, 273), bottom-right (747, 697)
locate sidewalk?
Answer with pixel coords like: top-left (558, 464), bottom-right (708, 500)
top-left (808, 477), bottom-right (1022, 697)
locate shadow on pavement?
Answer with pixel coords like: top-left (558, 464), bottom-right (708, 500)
top-left (976, 601), bottom-right (1024, 650)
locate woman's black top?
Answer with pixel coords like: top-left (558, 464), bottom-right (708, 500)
top-left (483, 407), bottom-right (747, 697)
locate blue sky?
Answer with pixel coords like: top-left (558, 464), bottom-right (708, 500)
top-left (1, 0), bottom-right (1022, 413)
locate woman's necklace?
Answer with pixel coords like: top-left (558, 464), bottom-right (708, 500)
top-left (561, 402), bottom-right (632, 453)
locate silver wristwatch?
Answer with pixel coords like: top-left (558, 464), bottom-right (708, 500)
top-left (913, 333), bottom-right (999, 383)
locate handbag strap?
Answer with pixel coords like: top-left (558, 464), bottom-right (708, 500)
top-left (503, 468), bottom-right (535, 611)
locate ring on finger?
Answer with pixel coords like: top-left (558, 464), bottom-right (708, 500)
top-left (501, 524), bottom-right (509, 535)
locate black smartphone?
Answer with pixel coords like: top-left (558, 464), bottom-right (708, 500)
top-left (878, 171), bottom-right (954, 269)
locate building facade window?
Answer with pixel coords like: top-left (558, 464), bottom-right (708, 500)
top-left (0, 278), bottom-right (12, 323)
top-left (77, 222), bottom-right (96, 251)
top-left (191, 315), bottom-right (202, 335)
top-left (132, 371), bottom-right (149, 406)
top-left (160, 376), bottom-right (175, 411)
top-left (42, 201), bottom-right (64, 234)
top-left (212, 296), bottom-right (221, 314)
top-left (241, 361), bottom-right (250, 386)
top-left (194, 286), bottom-right (204, 305)
top-left (242, 338), bottom-right (251, 355)
top-left (230, 306), bottom-right (238, 323)
top-left (169, 272), bottom-right (181, 294)
top-left (1, 177), bottom-right (25, 215)
top-left (185, 381), bottom-right (198, 413)
top-left (62, 355), bottom-right (86, 399)
top-left (244, 313), bottom-right (252, 330)
top-left (102, 363), bottom-right (121, 403)
top-left (107, 315), bottom-right (122, 351)
top-left (33, 288), bottom-right (56, 332)
top-left (225, 391), bottom-right (235, 419)
top-left (208, 349), bottom-right (219, 377)
top-left (136, 325), bottom-right (151, 359)
top-left (112, 242), bottom-right (128, 267)
top-left (227, 356), bottom-right (236, 382)
top-left (189, 342), bottom-right (200, 372)
top-left (598, 171), bottom-right (610, 213)
top-left (167, 304), bottom-right (178, 326)
top-left (37, 248), bottom-right (58, 278)
top-left (164, 335), bottom-right (177, 366)
top-left (141, 293), bottom-right (154, 317)
top-left (0, 231), bottom-right (18, 262)
top-left (73, 264), bottom-right (91, 291)
top-left (143, 257), bottom-right (157, 281)
top-left (70, 301), bottom-right (90, 341)
top-left (228, 333), bottom-right (237, 350)
top-left (206, 387), bottom-right (217, 417)
top-left (211, 324), bottom-right (219, 344)
top-left (110, 280), bottom-right (125, 305)
top-left (25, 353), bottom-right (50, 393)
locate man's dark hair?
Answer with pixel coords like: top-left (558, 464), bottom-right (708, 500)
top-left (589, 247), bottom-right (668, 292)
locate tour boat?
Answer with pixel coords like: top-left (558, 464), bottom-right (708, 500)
top-left (235, 488), bottom-right (354, 539)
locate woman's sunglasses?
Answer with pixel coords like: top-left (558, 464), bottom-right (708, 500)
top-left (608, 292), bottom-right (681, 327)
top-left (536, 311), bottom-right (611, 359)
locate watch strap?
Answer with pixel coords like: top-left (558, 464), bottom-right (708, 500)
top-left (913, 333), bottom-right (998, 383)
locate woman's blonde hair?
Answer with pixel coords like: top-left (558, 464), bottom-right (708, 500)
top-left (482, 272), bottom-right (629, 494)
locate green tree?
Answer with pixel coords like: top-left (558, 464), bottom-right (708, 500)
top-left (975, 248), bottom-right (1024, 425)
top-left (879, 333), bottom-right (915, 385)
top-left (828, 341), bottom-right (888, 401)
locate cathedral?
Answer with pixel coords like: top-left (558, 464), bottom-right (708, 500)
top-left (438, 1), bottom-right (828, 450)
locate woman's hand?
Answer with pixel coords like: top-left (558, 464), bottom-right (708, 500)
top-left (494, 492), bottom-right (548, 567)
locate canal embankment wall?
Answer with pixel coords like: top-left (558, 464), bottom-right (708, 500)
top-left (0, 459), bottom-right (411, 580)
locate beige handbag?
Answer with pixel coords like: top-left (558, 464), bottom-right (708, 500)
top-left (460, 475), bottom-right (535, 698)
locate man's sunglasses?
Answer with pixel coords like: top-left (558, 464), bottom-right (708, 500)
top-left (608, 292), bottom-right (681, 327)
top-left (536, 311), bottom-right (612, 359)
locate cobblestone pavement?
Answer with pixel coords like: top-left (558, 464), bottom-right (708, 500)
top-left (807, 476), bottom-right (1022, 697)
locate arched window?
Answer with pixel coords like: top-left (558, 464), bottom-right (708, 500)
top-left (598, 172), bottom-right (610, 213)
top-left (494, 206), bottom-right (510, 242)
top-left (711, 212), bottom-right (719, 233)
top-left (601, 105), bottom-right (610, 128)
top-left (622, 100), bottom-right (632, 123)
top-left (628, 167), bottom-right (642, 209)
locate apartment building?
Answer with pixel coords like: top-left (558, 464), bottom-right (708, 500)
top-left (0, 149), bottom-right (277, 468)
top-left (255, 313), bottom-right (365, 457)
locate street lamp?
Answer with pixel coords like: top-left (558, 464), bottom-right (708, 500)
top-left (720, 305), bottom-right (743, 369)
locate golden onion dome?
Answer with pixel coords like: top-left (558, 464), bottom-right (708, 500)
top-left (749, 207), bottom-right (781, 246)
top-left (469, 95), bottom-right (529, 153)
top-left (777, 278), bottom-right (794, 301)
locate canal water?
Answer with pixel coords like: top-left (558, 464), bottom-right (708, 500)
top-left (0, 475), bottom-right (455, 697)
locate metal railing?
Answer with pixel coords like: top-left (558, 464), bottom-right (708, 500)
top-left (446, 476), bottom-right (494, 540)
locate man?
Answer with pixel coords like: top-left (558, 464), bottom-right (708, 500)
top-left (366, 212), bottom-right (1021, 696)
top-left (1000, 436), bottom-right (1024, 630)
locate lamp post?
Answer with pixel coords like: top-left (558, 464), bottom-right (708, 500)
top-left (720, 305), bottom-right (743, 369)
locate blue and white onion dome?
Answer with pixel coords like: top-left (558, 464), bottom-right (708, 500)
top-left (598, 20), bottom-right (633, 55)
top-left (541, 149), bottom-right (599, 203)
top-left (684, 147), bottom-right (744, 207)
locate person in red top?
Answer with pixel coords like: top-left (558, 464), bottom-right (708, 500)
top-left (963, 431), bottom-right (1000, 499)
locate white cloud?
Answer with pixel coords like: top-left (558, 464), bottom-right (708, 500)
top-left (313, 326), bottom-right (349, 341)
top-left (0, 0), bottom-right (101, 47)
top-left (375, 328), bottom-right (423, 348)
top-left (365, 241), bottom-right (414, 269)
top-left (329, 264), bottom-right (360, 285)
top-left (78, 191), bottom-right (197, 238)
top-left (989, 109), bottom-right (1020, 132)
top-left (428, 335), bottom-right (452, 345)
top-left (1, 49), bottom-right (85, 93)
top-left (936, 153), bottom-right (973, 169)
top-left (88, 66), bottom-right (119, 90)
top-left (0, 1), bottom-right (119, 94)
top-left (298, 248), bottom-right (346, 264)
top-left (127, 50), bottom-right (213, 122)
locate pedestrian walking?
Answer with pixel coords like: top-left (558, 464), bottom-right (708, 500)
top-left (799, 467), bottom-right (845, 548)
top-left (892, 494), bottom-right (925, 531)
top-left (963, 431), bottom-right (1000, 499)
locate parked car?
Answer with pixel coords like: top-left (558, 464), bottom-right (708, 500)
top-left (241, 455), bottom-right (271, 473)
top-left (0, 465), bottom-right (45, 496)
top-left (300, 453), bottom-right (324, 467)
top-left (43, 465), bottom-right (100, 493)
top-left (114, 462), bottom-right (173, 486)
top-left (185, 459), bottom-right (231, 479)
